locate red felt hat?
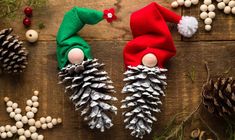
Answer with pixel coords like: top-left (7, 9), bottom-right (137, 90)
top-left (123, 2), bottom-right (198, 68)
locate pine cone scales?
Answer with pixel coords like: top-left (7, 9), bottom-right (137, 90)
top-left (202, 77), bottom-right (235, 117)
top-left (121, 65), bottom-right (167, 139)
top-left (58, 59), bottom-right (118, 131)
top-left (0, 28), bottom-right (28, 73)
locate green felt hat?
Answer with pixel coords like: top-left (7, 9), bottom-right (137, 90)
top-left (56, 7), bottom-right (116, 69)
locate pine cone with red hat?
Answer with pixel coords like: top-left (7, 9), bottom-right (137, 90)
top-left (121, 2), bottom-right (198, 138)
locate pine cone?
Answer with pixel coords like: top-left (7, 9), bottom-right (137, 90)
top-left (0, 28), bottom-right (28, 73)
top-left (58, 59), bottom-right (118, 132)
top-left (121, 65), bottom-right (167, 139)
top-left (202, 77), bottom-right (235, 117)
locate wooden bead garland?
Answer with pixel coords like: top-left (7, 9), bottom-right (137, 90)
top-left (0, 91), bottom-right (62, 139)
top-left (217, 0), bottom-right (235, 14)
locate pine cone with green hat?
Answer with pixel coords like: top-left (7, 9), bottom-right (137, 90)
top-left (56, 6), bottom-right (118, 131)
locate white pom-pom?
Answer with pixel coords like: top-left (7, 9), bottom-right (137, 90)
top-left (177, 16), bottom-right (198, 38)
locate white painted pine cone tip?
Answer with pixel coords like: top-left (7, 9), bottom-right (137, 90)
top-left (177, 16), bottom-right (198, 38)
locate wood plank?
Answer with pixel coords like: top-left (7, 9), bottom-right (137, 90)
top-left (0, 41), bottom-right (234, 139)
top-left (0, 0), bottom-right (181, 41)
top-left (182, 0), bottom-right (235, 41)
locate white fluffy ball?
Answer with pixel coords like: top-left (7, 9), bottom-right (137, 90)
top-left (208, 12), bottom-right (216, 18)
top-left (26, 112), bottom-right (34, 119)
top-left (15, 108), bottom-right (21, 114)
top-left (6, 107), bottom-right (13, 113)
top-left (40, 117), bottom-right (46, 123)
top-left (9, 112), bottom-right (15, 118)
top-left (31, 96), bottom-right (38, 102)
top-left (6, 101), bottom-right (13, 107)
top-left (19, 135), bottom-right (26, 140)
top-left (204, 18), bottom-right (213, 24)
top-left (218, 2), bottom-right (226, 9)
top-left (223, 0), bottom-right (230, 4)
top-left (224, 6), bottom-right (231, 14)
top-left (33, 102), bottom-right (39, 108)
top-left (29, 126), bottom-right (37, 133)
top-left (229, 1), bottom-right (235, 7)
top-left (31, 133), bottom-right (38, 140)
top-left (232, 7), bottom-right (235, 14)
top-left (28, 119), bottom-right (36, 126)
top-left (17, 128), bottom-right (25, 135)
top-left (52, 119), bottom-right (57, 125)
top-left (31, 107), bottom-right (38, 113)
top-left (24, 130), bottom-right (31, 138)
top-left (16, 121), bottom-right (23, 128)
top-left (7, 131), bottom-right (13, 137)
top-left (10, 126), bottom-right (17, 133)
top-left (38, 135), bottom-right (44, 140)
top-left (47, 123), bottom-right (53, 129)
top-left (0, 126), bottom-right (5, 132)
top-left (41, 124), bottom-right (47, 130)
top-left (200, 4), bottom-right (208, 11)
top-left (25, 106), bottom-right (31, 112)
top-left (26, 100), bottom-right (33, 106)
top-left (12, 103), bottom-right (18, 109)
top-left (191, 0), bottom-right (199, 5)
top-left (5, 125), bottom-right (11, 131)
top-left (46, 116), bottom-right (52, 123)
top-left (35, 121), bottom-right (42, 128)
top-left (1, 132), bottom-right (7, 139)
top-left (14, 114), bottom-right (22, 121)
top-left (21, 116), bottom-right (29, 124)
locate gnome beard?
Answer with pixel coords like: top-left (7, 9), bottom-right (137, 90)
top-left (58, 59), bottom-right (118, 131)
top-left (121, 64), bottom-right (167, 139)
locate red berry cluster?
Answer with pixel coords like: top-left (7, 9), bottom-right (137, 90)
top-left (23, 7), bottom-right (33, 27)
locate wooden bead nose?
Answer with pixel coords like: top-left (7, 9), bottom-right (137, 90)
top-left (68, 48), bottom-right (84, 64)
top-left (142, 53), bottom-right (158, 67)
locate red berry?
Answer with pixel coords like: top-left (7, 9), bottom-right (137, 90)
top-left (24, 7), bottom-right (33, 17)
top-left (23, 17), bottom-right (31, 27)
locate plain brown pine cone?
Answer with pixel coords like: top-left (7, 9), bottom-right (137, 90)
top-left (202, 77), bottom-right (235, 117)
top-left (0, 28), bottom-right (28, 73)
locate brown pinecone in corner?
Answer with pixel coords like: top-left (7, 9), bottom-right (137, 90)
top-left (202, 77), bottom-right (235, 117)
top-left (0, 28), bottom-right (28, 73)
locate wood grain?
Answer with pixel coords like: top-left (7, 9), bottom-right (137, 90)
top-left (0, 0), bottom-right (235, 139)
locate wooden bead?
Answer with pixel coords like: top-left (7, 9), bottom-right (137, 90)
top-left (1, 132), bottom-right (7, 139)
top-left (31, 132), bottom-right (38, 140)
top-left (232, 7), bottom-right (235, 14)
top-left (204, 18), bottom-right (212, 25)
top-left (57, 118), bottom-right (62, 124)
top-left (25, 106), bottom-right (31, 112)
top-left (25, 29), bottom-right (39, 43)
top-left (217, 2), bottom-right (226, 9)
top-left (19, 135), bottom-right (26, 140)
top-left (46, 116), bottom-right (52, 123)
top-left (41, 124), bottom-right (47, 129)
top-left (24, 130), bottom-right (31, 138)
top-left (10, 126), bottom-right (17, 133)
top-left (12, 103), bottom-right (18, 109)
top-left (15, 108), bottom-right (21, 114)
top-left (171, 1), bottom-right (179, 8)
top-left (29, 126), bottom-right (37, 133)
top-left (68, 48), bottom-right (84, 64)
top-left (6, 107), bottom-right (13, 113)
top-left (35, 121), bottom-right (41, 128)
top-left (21, 116), bottom-right (28, 124)
top-left (16, 121), bottom-right (23, 128)
top-left (200, 4), bottom-right (208, 12)
top-left (9, 112), bottom-right (15, 118)
top-left (17, 128), bottom-right (25, 135)
top-left (38, 135), bottom-right (44, 140)
top-left (26, 100), bottom-right (33, 106)
top-left (191, 0), bottom-right (199, 5)
top-left (0, 126), bottom-right (5, 132)
top-left (184, 0), bottom-right (192, 7)
top-left (6, 101), bottom-right (13, 107)
top-left (32, 102), bottom-right (39, 108)
top-left (51, 119), bottom-right (57, 125)
top-left (40, 117), bottom-right (46, 123)
top-left (224, 6), bottom-right (231, 14)
top-left (223, 0), bottom-right (230, 4)
top-left (200, 12), bottom-right (208, 19)
top-left (208, 12), bottom-right (216, 18)
top-left (26, 112), bottom-right (34, 119)
top-left (7, 131), bottom-right (13, 137)
top-left (31, 107), bottom-right (38, 113)
top-left (47, 123), bottom-right (53, 129)
top-left (142, 53), bottom-right (158, 67)
top-left (4, 97), bottom-right (9, 102)
top-left (33, 91), bottom-right (39, 96)
top-left (14, 114), bottom-right (22, 121)
top-left (177, 0), bottom-right (184, 6)
top-left (204, 0), bottom-right (212, 5)
top-left (5, 125), bottom-right (11, 131)
top-left (208, 4), bottom-right (216, 11)
top-left (229, 1), bottom-right (235, 8)
top-left (205, 25), bottom-right (212, 31)
top-left (28, 119), bottom-right (36, 126)
top-left (31, 96), bottom-right (38, 102)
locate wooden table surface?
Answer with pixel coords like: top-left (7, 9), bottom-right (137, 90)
top-left (0, 0), bottom-right (234, 140)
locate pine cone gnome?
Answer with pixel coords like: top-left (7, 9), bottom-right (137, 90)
top-left (0, 28), bottom-right (28, 73)
top-left (56, 7), bottom-right (118, 132)
top-left (121, 2), bottom-right (198, 138)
